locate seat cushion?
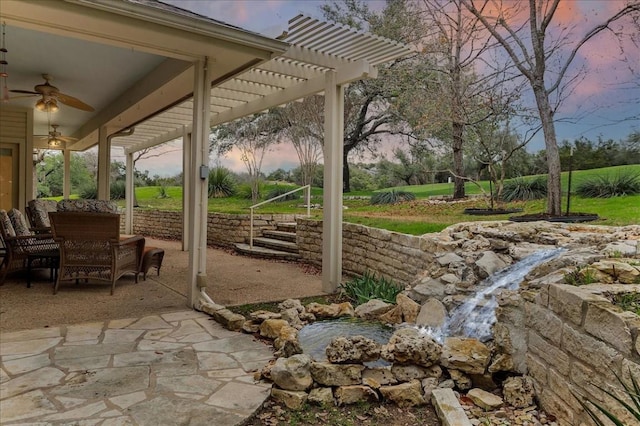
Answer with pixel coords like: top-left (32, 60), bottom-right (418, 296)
top-left (0, 210), bottom-right (16, 238)
top-left (8, 209), bottom-right (31, 236)
top-left (28, 199), bottom-right (58, 228)
top-left (57, 199), bottom-right (118, 213)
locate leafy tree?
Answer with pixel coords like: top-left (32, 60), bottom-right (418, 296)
top-left (462, 0), bottom-right (640, 215)
top-left (321, 0), bottom-right (430, 192)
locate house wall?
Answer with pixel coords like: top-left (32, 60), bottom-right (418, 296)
top-left (0, 105), bottom-right (34, 210)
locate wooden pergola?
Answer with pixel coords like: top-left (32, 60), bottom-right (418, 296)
top-left (0, 1), bottom-right (412, 308)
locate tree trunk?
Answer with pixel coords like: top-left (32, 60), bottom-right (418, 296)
top-left (342, 150), bottom-right (351, 193)
top-left (452, 121), bottom-right (465, 199)
top-left (533, 84), bottom-right (562, 216)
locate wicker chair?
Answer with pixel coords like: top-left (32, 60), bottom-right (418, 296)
top-left (49, 212), bottom-right (145, 295)
top-left (0, 209), bottom-right (59, 285)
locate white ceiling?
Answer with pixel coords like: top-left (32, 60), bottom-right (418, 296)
top-left (5, 24), bottom-right (166, 138)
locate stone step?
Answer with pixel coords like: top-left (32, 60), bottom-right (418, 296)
top-left (234, 243), bottom-right (301, 261)
top-left (263, 230), bottom-right (297, 243)
top-left (431, 388), bottom-right (472, 426)
top-left (276, 222), bottom-right (297, 233)
top-left (251, 237), bottom-right (299, 253)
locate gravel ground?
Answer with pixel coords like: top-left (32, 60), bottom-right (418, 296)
top-left (0, 238), bottom-right (325, 332)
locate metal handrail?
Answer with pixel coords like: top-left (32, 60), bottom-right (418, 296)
top-left (249, 185), bottom-right (311, 248)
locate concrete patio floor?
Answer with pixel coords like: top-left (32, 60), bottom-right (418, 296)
top-left (0, 238), bottom-right (327, 425)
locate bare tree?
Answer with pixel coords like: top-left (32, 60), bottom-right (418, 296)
top-left (275, 96), bottom-right (324, 187)
top-left (461, 0), bottom-right (640, 215)
top-left (214, 113), bottom-right (280, 202)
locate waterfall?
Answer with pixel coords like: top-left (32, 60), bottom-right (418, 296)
top-left (420, 248), bottom-right (565, 343)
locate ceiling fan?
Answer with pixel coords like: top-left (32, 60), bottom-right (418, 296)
top-left (10, 74), bottom-right (94, 112)
top-left (35, 124), bottom-right (77, 148)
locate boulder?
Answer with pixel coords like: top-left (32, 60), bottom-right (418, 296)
top-left (273, 325), bottom-right (302, 358)
top-left (448, 369), bottom-right (472, 391)
top-left (280, 308), bottom-right (303, 329)
top-left (410, 279), bottom-right (446, 302)
top-left (306, 302), bottom-right (355, 319)
top-left (279, 298), bottom-right (305, 313)
top-left (270, 354), bottom-right (312, 391)
top-left (591, 260), bottom-right (640, 284)
top-left (440, 337), bottom-right (491, 375)
top-left (379, 380), bottom-right (426, 407)
top-left (467, 388), bottom-right (503, 411)
top-left (260, 319), bottom-right (290, 339)
top-left (475, 251), bottom-right (508, 278)
top-left (242, 320), bottom-right (260, 334)
top-left (421, 377), bottom-right (438, 400)
top-left (271, 388), bottom-right (308, 410)
top-left (201, 305), bottom-right (245, 331)
top-left (488, 353), bottom-right (515, 373)
top-left (603, 241), bottom-right (638, 258)
top-left (355, 299), bottom-right (393, 319)
top-left (381, 328), bottom-right (442, 367)
top-left (325, 335), bottom-right (381, 363)
top-left (335, 385), bottom-right (378, 406)
top-left (310, 362), bottom-right (364, 386)
top-left (396, 293), bottom-right (421, 323)
top-left (416, 298), bottom-right (448, 329)
top-left (391, 364), bottom-right (429, 382)
top-left (379, 306), bottom-right (403, 324)
top-left (308, 387), bottom-right (334, 405)
top-left (502, 376), bottom-right (535, 409)
top-left (249, 310), bottom-right (282, 322)
top-left (437, 253), bottom-right (464, 266)
top-left (362, 367), bottom-right (397, 386)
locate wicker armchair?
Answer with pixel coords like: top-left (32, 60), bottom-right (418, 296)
top-left (49, 212), bottom-right (145, 295)
top-left (0, 209), bottom-right (59, 284)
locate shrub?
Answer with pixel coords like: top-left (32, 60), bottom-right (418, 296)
top-left (78, 184), bottom-right (97, 199)
top-left (208, 166), bottom-right (236, 198)
top-left (501, 176), bottom-right (547, 201)
top-left (370, 190), bottom-right (416, 205)
top-left (564, 266), bottom-right (598, 286)
top-left (236, 183), bottom-right (261, 200)
top-left (157, 185), bottom-right (170, 199)
top-left (574, 367), bottom-right (640, 426)
top-left (340, 271), bottom-right (402, 305)
top-left (110, 180), bottom-right (126, 200)
top-left (576, 173), bottom-right (640, 198)
top-left (266, 186), bottom-right (299, 202)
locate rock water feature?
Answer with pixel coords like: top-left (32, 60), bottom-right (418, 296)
top-left (423, 248), bottom-right (565, 343)
top-left (200, 221), bottom-right (640, 425)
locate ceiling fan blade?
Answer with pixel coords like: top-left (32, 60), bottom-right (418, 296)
top-left (59, 136), bottom-right (78, 143)
top-left (56, 92), bottom-right (95, 112)
top-left (10, 89), bottom-right (39, 95)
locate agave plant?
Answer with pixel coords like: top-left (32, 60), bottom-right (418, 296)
top-left (370, 190), bottom-right (416, 205)
top-left (574, 368), bottom-right (640, 426)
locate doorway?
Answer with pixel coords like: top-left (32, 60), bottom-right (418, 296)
top-left (0, 144), bottom-right (19, 211)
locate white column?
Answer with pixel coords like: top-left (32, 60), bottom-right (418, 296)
top-left (63, 148), bottom-right (71, 199)
top-left (97, 126), bottom-right (111, 200)
top-left (322, 70), bottom-right (344, 293)
top-left (187, 59), bottom-right (212, 308)
top-left (182, 127), bottom-right (191, 251)
top-left (125, 152), bottom-right (134, 234)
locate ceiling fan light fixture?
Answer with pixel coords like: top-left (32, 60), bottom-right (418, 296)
top-left (48, 137), bottom-right (62, 148)
top-left (36, 98), bottom-right (59, 112)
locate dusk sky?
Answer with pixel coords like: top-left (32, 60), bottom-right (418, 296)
top-left (133, 0), bottom-right (639, 177)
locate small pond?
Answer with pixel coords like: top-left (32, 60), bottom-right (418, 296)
top-left (297, 317), bottom-right (394, 367)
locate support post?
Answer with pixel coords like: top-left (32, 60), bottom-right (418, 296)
top-left (187, 59), bottom-right (212, 308)
top-left (63, 148), bottom-right (71, 199)
top-left (97, 126), bottom-right (111, 200)
top-left (125, 152), bottom-right (134, 234)
top-left (182, 127), bottom-right (191, 251)
top-left (322, 70), bottom-right (344, 293)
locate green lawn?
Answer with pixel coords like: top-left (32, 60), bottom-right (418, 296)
top-left (121, 165), bottom-right (639, 234)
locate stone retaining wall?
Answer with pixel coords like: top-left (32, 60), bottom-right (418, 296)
top-left (124, 209), bottom-right (300, 247)
top-left (297, 218), bottom-right (437, 287)
top-left (497, 283), bottom-right (640, 426)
